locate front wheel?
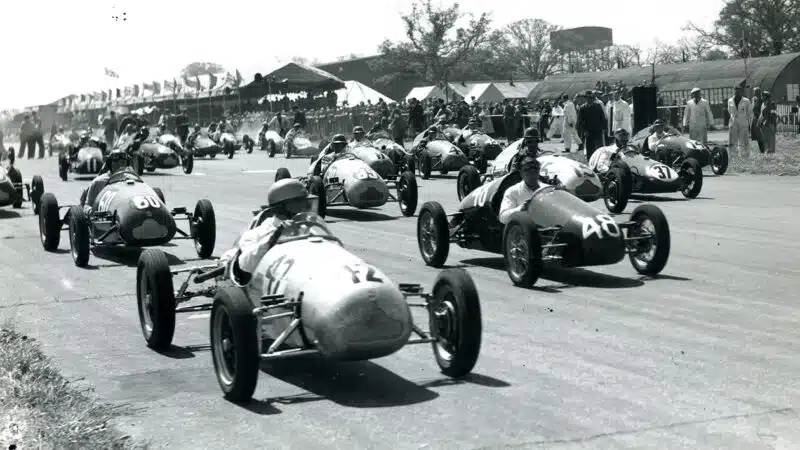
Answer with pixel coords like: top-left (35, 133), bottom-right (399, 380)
top-left (67, 205), bottom-right (91, 267)
top-left (603, 166), bottom-right (631, 214)
top-left (416, 202), bottom-right (450, 267)
top-left (627, 204), bottom-right (670, 276)
top-left (192, 199), bottom-right (216, 258)
top-left (456, 165), bottom-right (481, 201)
top-left (211, 286), bottom-right (260, 403)
top-left (679, 157), bottom-right (703, 198)
top-left (308, 176), bottom-right (327, 218)
top-left (39, 193), bottom-right (61, 251)
top-left (137, 248), bottom-right (176, 350)
top-left (502, 213), bottom-right (543, 287)
top-left (397, 170), bottom-right (418, 217)
top-left (429, 268), bottom-right (482, 378)
top-left (31, 175), bottom-right (44, 215)
top-left (181, 153), bottom-right (194, 174)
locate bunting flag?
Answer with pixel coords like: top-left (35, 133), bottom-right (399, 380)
top-left (209, 73), bottom-right (218, 90)
top-left (183, 75), bottom-right (198, 91)
top-left (101, 91), bottom-right (107, 101)
top-left (104, 67), bottom-right (120, 78)
top-left (132, 84), bottom-right (141, 97)
top-left (235, 69), bottom-right (243, 87)
top-left (124, 86), bottom-right (132, 97)
top-left (164, 79), bottom-right (174, 93)
top-left (142, 82), bottom-right (153, 94)
top-left (116, 88), bottom-right (122, 98)
top-left (153, 81), bottom-right (161, 95)
top-left (225, 71), bottom-right (236, 86)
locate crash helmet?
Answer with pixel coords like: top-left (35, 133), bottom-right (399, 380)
top-left (330, 134), bottom-right (348, 152)
top-left (522, 127), bottom-right (540, 150)
top-left (352, 126), bottom-right (365, 139)
top-left (194, 124), bottom-right (201, 131)
top-left (267, 179), bottom-right (315, 218)
top-left (80, 131), bottom-right (90, 142)
top-left (58, 126), bottom-right (65, 133)
top-left (125, 123), bottom-right (136, 134)
top-left (107, 149), bottom-right (131, 173)
top-left (293, 123), bottom-right (301, 129)
top-left (139, 126), bottom-right (149, 136)
top-left (651, 120), bottom-right (664, 133)
top-left (425, 128), bottom-right (438, 139)
top-left (218, 121), bottom-right (226, 130)
top-left (613, 128), bottom-right (630, 147)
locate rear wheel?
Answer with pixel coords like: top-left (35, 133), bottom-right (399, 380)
top-left (456, 165), bottom-right (481, 201)
top-left (227, 143), bottom-right (235, 159)
top-left (211, 286), bottom-right (260, 403)
top-left (268, 141), bottom-right (277, 158)
top-left (420, 152), bottom-right (432, 180)
top-left (627, 204), bottom-right (671, 276)
top-left (502, 213), bottom-right (543, 287)
top-left (397, 170), bottom-right (418, 217)
top-left (39, 193), bottom-right (61, 251)
top-left (603, 166), bottom-right (631, 214)
top-left (679, 157), bottom-right (703, 198)
top-left (31, 175), bottom-right (44, 215)
top-left (417, 202), bottom-right (450, 267)
top-left (429, 268), bottom-right (482, 378)
top-left (710, 146), bottom-right (728, 175)
top-left (192, 199), bottom-right (216, 258)
top-left (68, 205), bottom-right (91, 267)
top-left (181, 153), bottom-right (194, 174)
top-left (137, 248), bottom-right (176, 350)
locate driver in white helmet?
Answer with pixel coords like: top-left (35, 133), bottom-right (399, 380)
top-left (221, 179), bottom-right (317, 283)
top-left (588, 128), bottom-right (631, 174)
top-left (82, 149), bottom-right (136, 213)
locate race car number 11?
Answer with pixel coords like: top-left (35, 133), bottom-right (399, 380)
top-left (577, 214), bottom-right (621, 240)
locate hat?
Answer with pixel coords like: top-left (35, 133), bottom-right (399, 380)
top-left (763, 90), bottom-right (771, 96)
top-left (690, 88), bottom-right (701, 95)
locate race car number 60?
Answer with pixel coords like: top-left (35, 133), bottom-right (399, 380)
top-left (577, 214), bottom-right (621, 239)
top-left (132, 195), bottom-right (160, 209)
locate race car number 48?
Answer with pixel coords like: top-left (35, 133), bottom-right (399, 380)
top-left (576, 214), bottom-right (621, 240)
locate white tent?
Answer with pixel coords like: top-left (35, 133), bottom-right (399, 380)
top-left (465, 83), bottom-right (505, 104)
top-left (405, 85), bottom-right (446, 102)
top-left (336, 80), bottom-right (395, 106)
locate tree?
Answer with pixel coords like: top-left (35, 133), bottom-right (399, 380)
top-left (180, 62), bottom-right (225, 78)
top-left (374, 0), bottom-right (494, 85)
top-left (645, 39), bottom-right (684, 65)
top-left (686, 0), bottom-right (800, 57)
top-left (676, 35), bottom-right (715, 61)
top-left (704, 49), bottom-right (729, 61)
top-left (495, 19), bottom-right (561, 80)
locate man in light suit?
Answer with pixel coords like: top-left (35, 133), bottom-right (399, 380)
top-left (683, 88), bottom-right (714, 144)
top-left (561, 94), bottom-right (581, 153)
top-left (727, 85), bottom-right (752, 158)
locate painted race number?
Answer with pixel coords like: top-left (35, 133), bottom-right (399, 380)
top-left (264, 255), bottom-right (295, 296)
top-left (653, 164), bottom-right (669, 179)
top-left (132, 195), bottom-right (161, 209)
top-left (577, 214), bottom-right (621, 240)
top-left (97, 191), bottom-right (116, 212)
top-left (471, 184), bottom-right (491, 208)
top-left (343, 263), bottom-right (384, 284)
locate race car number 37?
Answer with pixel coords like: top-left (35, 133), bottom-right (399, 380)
top-left (576, 214), bottom-right (621, 240)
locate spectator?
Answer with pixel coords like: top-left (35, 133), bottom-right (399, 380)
top-left (31, 112), bottom-right (45, 158)
top-left (503, 100), bottom-right (516, 140)
top-left (683, 88), bottom-right (714, 145)
top-left (577, 90), bottom-right (606, 160)
top-left (758, 92), bottom-right (777, 154)
top-left (102, 111), bottom-right (118, 149)
top-left (751, 88), bottom-right (765, 153)
top-left (727, 85), bottom-right (752, 158)
top-left (389, 106), bottom-right (407, 146)
top-left (18, 115), bottom-right (33, 158)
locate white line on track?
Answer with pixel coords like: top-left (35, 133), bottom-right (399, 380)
top-left (187, 313), bottom-right (210, 320)
top-left (190, 172), bottom-right (207, 176)
top-left (241, 169), bottom-right (277, 174)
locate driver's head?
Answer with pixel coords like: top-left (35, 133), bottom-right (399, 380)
top-left (125, 124), bottom-right (136, 134)
top-left (425, 128), bottom-right (437, 139)
top-left (518, 154), bottom-right (541, 190)
top-left (523, 127), bottom-right (539, 152)
top-left (652, 119), bottom-right (664, 134)
top-left (80, 132), bottom-right (90, 142)
top-left (468, 118), bottom-right (477, 128)
top-left (267, 179), bottom-right (316, 220)
top-left (139, 126), bottom-right (149, 137)
top-left (293, 123), bottom-right (301, 130)
top-left (614, 128), bottom-right (630, 148)
top-left (330, 134), bottom-right (348, 153)
top-left (107, 150), bottom-right (131, 173)
top-left (352, 126), bottom-right (365, 140)
top-left (158, 124), bottom-right (166, 131)
top-left (219, 122), bottom-right (226, 130)
top-left (58, 126), bottom-right (64, 133)
top-left (194, 124), bottom-right (201, 132)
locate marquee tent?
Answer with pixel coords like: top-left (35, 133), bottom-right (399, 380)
top-left (465, 83), bottom-right (505, 104)
top-left (405, 85), bottom-right (446, 101)
top-left (336, 80), bottom-right (395, 106)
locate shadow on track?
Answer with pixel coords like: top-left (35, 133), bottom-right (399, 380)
top-left (419, 372), bottom-right (512, 389)
top-left (89, 246), bottom-right (187, 268)
top-left (258, 358), bottom-right (439, 409)
top-left (324, 209), bottom-right (396, 222)
top-left (156, 344), bottom-right (211, 359)
top-left (460, 257), bottom-right (645, 290)
top-left (0, 209), bottom-right (22, 218)
top-left (141, 172), bottom-right (175, 177)
top-left (630, 194), bottom-right (715, 202)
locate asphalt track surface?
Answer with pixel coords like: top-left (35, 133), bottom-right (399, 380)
top-left (1, 146), bottom-right (800, 449)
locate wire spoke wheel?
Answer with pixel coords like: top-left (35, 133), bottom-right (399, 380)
top-left (505, 225), bottom-right (529, 279)
top-left (212, 306), bottom-right (237, 386)
top-left (419, 211), bottom-right (438, 259)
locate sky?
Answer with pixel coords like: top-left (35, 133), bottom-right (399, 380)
top-left (2, 0), bottom-right (725, 110)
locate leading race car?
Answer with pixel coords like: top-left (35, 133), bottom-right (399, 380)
top-left (1, 153), bottom-right (43, 214)
top-left (275, 152), bottom-right (418, 217)
top-left (416, 170), bottom-right (671, 287)
top-left (58, 136), bottom-right (106, 181)
top-left (368, 131), bottom-right (409, 159)
top-left (411, 129), bottom-right (469, 179)
top-left (49, 132), bottom-right (73, 157)
top-left (347, 140), bottom-right (400, 179)
top-left (215, 130), bottom-right (255, 155)
top-left (135, 212), bottom-right (482, 402)
top-left (37, 170), bottom-right (216, 267)
top-left (632, 123), bottom-right (729, 175)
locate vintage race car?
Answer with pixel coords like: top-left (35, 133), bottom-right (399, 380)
top-left (134, 137), bottom-right (193, 175)
top-left (191, 132), bottom-right (227, 159)
top-left (368, 131), bottom-right (409, 157)
top-left (261, 130), bottom-right (285, 157)
top-left (215, 131), bottom-right (255, 155)
top-left (49, 133), bottom-right (73, 156)
top-left (346, 140), bottom-right (400, 179)
top-left (1, 153), bottom-right (44, 213)
top-left (442, 125), bottom-right (463, 142)
top-left (37, 170), bottom-right (216, 267)
top-left (632, 124), bottom-right (729, 175)
top-left (276, 153), bottom-right (417, 218)
top-left (458, 139), bottom-right (607, 208)
top-left (58, 144), bottom-right (105, 181)
top-left (416, 170), bottom-right (671, 287)
top-left (453, 129), bottom-right (503, 174)
top-left (135, 212), bottom-right (482, 402)
top-left (411, 130), bottom-right (469, 179)
top-left (284, 130), bottom-right (318, 158)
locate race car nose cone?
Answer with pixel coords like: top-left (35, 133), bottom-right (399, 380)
top-left (346, 179), bottom-right (389, 209)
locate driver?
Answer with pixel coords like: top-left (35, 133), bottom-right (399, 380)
top-left (411, 128), bottom-right (439, 156)
top-left (498, 154), bottom-right (544, 225)
top-left (285, 122), bottom-right (302, 144)
top-left (311, 134), bottom-right (348, 176)
top-left (456, 118), bottom-right (482, 146)
top-left (155, 124), bottom-right (168, 138)
top-left (221, 179), bottom-right (317, 284)
top-left (186, 124), bottom-right (202, 148)
top-left (507, 127), bottom-right (541, 172)
top-left (645, 119), bottom-right (667, 155)
top-left (351, 126), bottom-right (368, 143)
top-left (82, 149), bottom-right (136, 213)
top-left (588, 128), bottom-right (631, 174)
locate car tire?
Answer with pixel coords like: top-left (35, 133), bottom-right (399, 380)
top-left (710, 146), bottom-right (728, 175)
top-left (456, 165), bottom-right (481, 201)
top-left (603, 166), bottom-right (631, 214)
top-left (39, 193), bottom-right (61, 251)
top-left (192, 199), bottom-right (216, 259)
top-left (211, 286), bottom-right (260, 403)
top-left (627, 204), bottom-right (670, 276)
top-left (245, 136), bottom-right (254, 154)
top-left (417, 201), bottom-right (450, 267)
top-left (502, 212), bottom-right (543, 288)
top-left (68, 205), bottom-right (91, 267)
top-left (137, 248), bottom-right (176, 350)
top-left (421, 152), bottom-right (432, 180)
top-left (275, 168), bottom-right (292, 182)
top-left (429, 268), bottom-right (482, 378)
top-left (133, 154), bottom-right (145, 176)
top-left (679, 157), bottom-right (703, 198)
top-left (397, 170), bottom-right (418, 217)
top-left (308, 176), bottom-right (326, 218)
top-left (227, 142), bottom-right (235, 159)
top-left (31, 175), bottom-right (44, 215)
top-left (269, 141), bottom-right (277, 158)
top-left (181, 153), bottom-right (194, 174)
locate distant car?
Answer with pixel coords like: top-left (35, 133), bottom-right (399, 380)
top-left (49, 133), bottom-right (72, 156)
top-left (37, 169), bottom-right (216, 267)
top-left (284, 130), bottom-right (318, 158)
top-left (411, 130), bottom-right (469, 179)
top-left (631, 123), bottom-right (729, 175)
top-left (347, 140), bottom-right (400, 179)
top-left (191, 132), bottom-right (227, 159)
top-left (1, 153), bottom-right (43, 214)
top-left (135, 212), bottom-right (482, 402)
top-left (58, 144), bottom-right (105, 181)
top-left (452, 129), bottom-right (503, 174)
top-left (134, 137), bottom-right (193, 175)
top-left (261, 130), bottom-right (285, 157)
top-left (416, 170), bottom-right (671, 287)
top-left (275, 151), bottom-right (418, 218)
top-left (216, 131), bottom-right (255, 155)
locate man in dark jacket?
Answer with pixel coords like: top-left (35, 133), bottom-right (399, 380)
top-left (751, 87), bottom-right (765, 153)
top-left (292, 105), bottom-right (306, 128)
top-left (175, 110), bottom-right (189, 144)
top-left (18, 116), bottom-right (33, 158)
top-left (409, 99), bottom-right (425, 135)
top-left (503, 100), bottom-right (516, 141)
top-left (102, 111), bottom-right (118, 150)
top-left (577, 90), bottom-right (607, 160)
top-left (31, 112), bottom-right (45, 158)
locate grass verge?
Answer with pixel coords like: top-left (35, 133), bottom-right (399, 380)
top-left (728, 134), bottom-right (800, 176)
top-left (0, 322), bottom-right (140, 449)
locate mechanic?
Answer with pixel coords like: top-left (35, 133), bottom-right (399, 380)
top-left (411, 128), bottom-right (439, 157)
top-left (367, 118), bottom-right (383, 135)
top-left (284, 123), bottom-right (303, 145)
top-left (507, 127), bottom-right (541, 172)
top-left (208, 123), bottom-right (218, 135)
top-left (646, 120), bottom-right (668, 154)
top-left (311, 134), bottom-right (348, 176)
top-left (185, 124), bottom-right (203, 148)
top-left (258, 121), bottom-right (269, 140)
top-left (351, 126), bottom-right (368, 143)
top-left (727, 85), bottom-right (752, 158)
top-left (498, 153), bottom-right (544, 225)
top-left (82, 149), bottom-right (137, 212)
top-left (588, 128), bottom-right (631, 174)
top-left (221, 178), bottom-right (317, 286)
top-left (683, 87), bottom-right (714, 145)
